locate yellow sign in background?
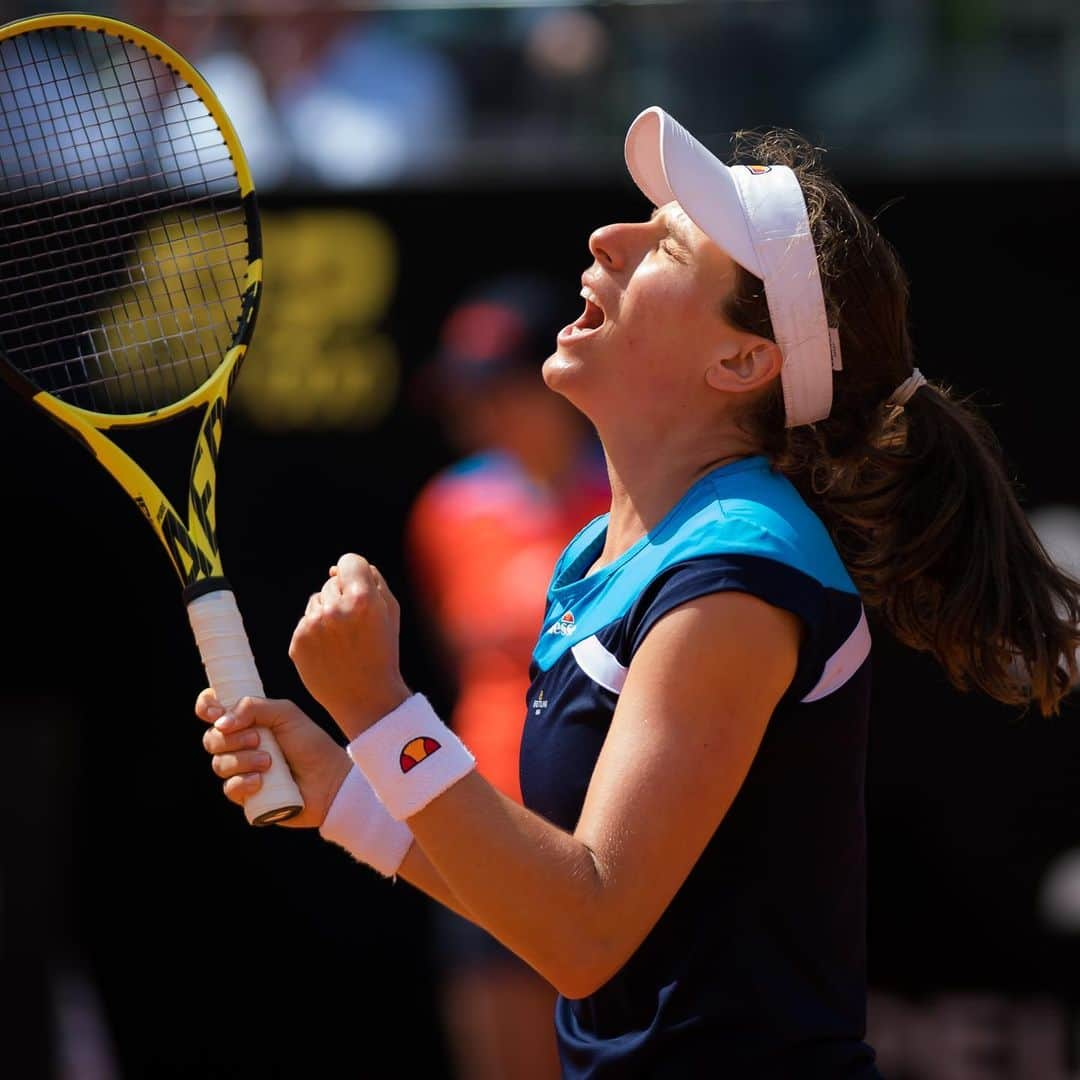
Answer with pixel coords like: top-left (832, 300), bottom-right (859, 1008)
top-left (235, 209), bottom-right (400, 431)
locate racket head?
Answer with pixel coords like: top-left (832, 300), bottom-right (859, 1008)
top-left (0, 13), bottom-right (262, 422)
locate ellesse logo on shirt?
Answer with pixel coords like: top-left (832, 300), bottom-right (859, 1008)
top-left (547, 611), bottom-right (576, 636)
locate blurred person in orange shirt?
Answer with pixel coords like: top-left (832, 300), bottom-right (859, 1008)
top-left (406, 274), bottom-right (609, 1080)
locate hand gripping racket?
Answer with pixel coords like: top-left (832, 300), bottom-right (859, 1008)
top-left (0, 13), bottom-right (303, 824)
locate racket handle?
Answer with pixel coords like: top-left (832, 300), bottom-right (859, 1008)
top-left (187, 590), bottom-right (305, 826)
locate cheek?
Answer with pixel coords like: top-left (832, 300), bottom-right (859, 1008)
top-left (625, 269), bottom-right (705, 342)
top-left (620, 275), bottom-right (711, 373)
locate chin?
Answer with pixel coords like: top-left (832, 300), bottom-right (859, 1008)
top-left (542, 349), bottom-right (592, 408)
top-left (541, 349), bottom-right (573, 389)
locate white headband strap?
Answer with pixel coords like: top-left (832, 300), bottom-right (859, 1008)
top-left (728, 163), bottom-right (837, 427)
top-left (887, 368), bottom-right (927, 407)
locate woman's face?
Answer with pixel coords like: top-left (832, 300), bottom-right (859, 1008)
top-left (542, 201), bottom-right (743, 430)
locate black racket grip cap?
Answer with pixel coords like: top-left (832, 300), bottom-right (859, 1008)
top-left (182, 576), bottom-right (233, 605)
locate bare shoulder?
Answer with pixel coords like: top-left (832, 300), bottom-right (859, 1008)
top-left (624, 589), bottom-right (801, 716)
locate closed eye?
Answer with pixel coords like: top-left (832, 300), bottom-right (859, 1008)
top-left (661, 239), bottom-right (688, 264)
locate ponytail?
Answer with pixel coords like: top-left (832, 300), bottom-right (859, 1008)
top-left (791, 382), bottom-right (1080, 716)
top-left (724, 127), bottom-right (1080, 716)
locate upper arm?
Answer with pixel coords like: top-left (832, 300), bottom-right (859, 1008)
top-left (571, 590), bottom-right (801, 975)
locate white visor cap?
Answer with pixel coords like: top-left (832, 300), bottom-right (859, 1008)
top-left (624, 106), bottom-right (837, 427)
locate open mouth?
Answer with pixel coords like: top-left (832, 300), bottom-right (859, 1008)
top-left (559, 287), bottom-right (606, 343)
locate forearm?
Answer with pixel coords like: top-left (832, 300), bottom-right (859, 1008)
top-left (318, 763), bottom-right (478, 923)
top-left (407, 772), bottom-right (613, 998)
top-left (321, 776), bottom-right (582, 966)
top-left (395, 841), bottom-right (479, 925)
top-left (341, 694), bottom-right (620, 996)
top-left (317, 760), bottom-right (512, 931)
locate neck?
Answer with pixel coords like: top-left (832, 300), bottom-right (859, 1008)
top-left (594, 425), bottom-right (759, 571)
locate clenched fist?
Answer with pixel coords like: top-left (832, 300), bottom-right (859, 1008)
top-left (289, 553), bottom-right (412, 741)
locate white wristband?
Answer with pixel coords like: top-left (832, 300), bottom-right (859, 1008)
top-left (318, 766), bottom-right (414, 878)
top-left (346, 693), bottom-right (476, 821)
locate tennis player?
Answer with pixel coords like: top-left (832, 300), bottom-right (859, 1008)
top-left (197, 107), bottom-right (1080, 1078)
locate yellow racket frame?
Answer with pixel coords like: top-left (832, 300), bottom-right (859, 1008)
top-left (0, 12), bottom-right (263, 590)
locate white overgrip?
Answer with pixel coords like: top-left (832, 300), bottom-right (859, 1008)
top-left (186, 590), bottom-right (304, 825)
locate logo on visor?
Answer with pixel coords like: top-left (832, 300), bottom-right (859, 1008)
top-left (744, 164), bottom-right (772, 175)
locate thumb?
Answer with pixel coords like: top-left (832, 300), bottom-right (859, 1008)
top-left (213, 695), bottom-right (289, 735)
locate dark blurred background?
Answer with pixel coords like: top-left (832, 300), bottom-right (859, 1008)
top-left (1, 1), bottom-right (1079, 1077)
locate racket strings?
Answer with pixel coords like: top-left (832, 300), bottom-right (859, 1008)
top-left (0, 111), bottom-right (231, 197)
top-left (0, 25), bottom-right (251, 415)
top-left (89, 28), bottom-right (239, 410)
top-left (0, 151), bottom-right (238, 214)
top-left (0, 237), bottom-right (248, 313)
top-left (8, 288), bottom-right (241, 358)
top-left (0, 221), bottom-right (247, 292)
top-left (40, 330), bottom-right (240, 397)
top-left (0, 57), bottom-right (231, 186)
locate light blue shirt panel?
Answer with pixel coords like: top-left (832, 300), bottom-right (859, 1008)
top-left (532, 457), bottom-right (856, 672)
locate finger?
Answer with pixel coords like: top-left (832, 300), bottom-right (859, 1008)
top-left (195, 687), bottom-right (223, 723)
top-left (321, 573), bottom-right (342, 606)
top-left (223, 773), bottom-right (262, 805)
top-left (369, 564), bottom-right (399, 614)
top-left (304, 592), bottom-right (322, 618)
top-left (203, 726), bottom-right (260, 755)
top-left (335, 552), bottom-right (372, 586)
top-left (213, 696), bottom-right (262, 734)
top-left (212, 749), bottom-right (271, 780)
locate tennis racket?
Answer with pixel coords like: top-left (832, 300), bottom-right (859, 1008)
top-left (0, 13), bottom-right (303, 824)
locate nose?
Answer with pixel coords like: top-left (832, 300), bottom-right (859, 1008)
top-left (588, 223), bottom-right (621, 271)
top-left (588, 219), bottom-right (652, 273)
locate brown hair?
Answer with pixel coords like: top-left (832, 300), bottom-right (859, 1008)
top-left (725, 129), bottom-right (1080, 716)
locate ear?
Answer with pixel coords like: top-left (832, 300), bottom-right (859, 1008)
top-left (705, 339), bottom-right (783, 395)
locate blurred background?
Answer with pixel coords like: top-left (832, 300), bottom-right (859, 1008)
top-left (0, 0), bottom-right (1079, 1077)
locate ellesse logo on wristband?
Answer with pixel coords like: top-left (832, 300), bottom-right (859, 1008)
top-left (400, 736), bottom-right (442, 773)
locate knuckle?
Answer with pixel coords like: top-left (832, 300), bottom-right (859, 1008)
top-left (343, 588), bottom-right (370, 613)
top-left (232, 698), bottom-right (258, 726)
top-left (211, 754), bottom-right (234, 779)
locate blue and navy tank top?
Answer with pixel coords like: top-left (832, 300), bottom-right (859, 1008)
top-left (520, 455), bottom-right (880, 1078)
